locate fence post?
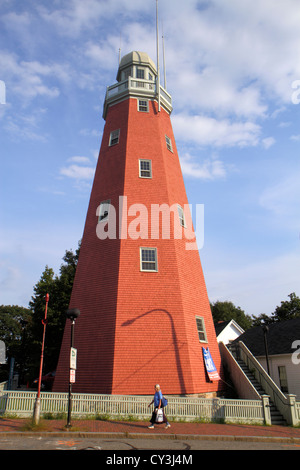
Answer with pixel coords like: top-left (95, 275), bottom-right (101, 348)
top-left (261, 395), bottom-right (271, 425)
top-left (287, 394), bottom-right (297, 426)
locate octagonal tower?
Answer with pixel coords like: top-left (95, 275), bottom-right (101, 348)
top-left (53, 51), bottom-right (223, 396)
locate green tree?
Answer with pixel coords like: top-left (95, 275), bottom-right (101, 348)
top-left (252, 292), bottom-right (300, 325)
top-left (210, 300), bottom-right (253, 330)
top-left (0, 305), bottom-right (32, 382)
top-left (28, 244), bottom-right (80, 381)
top-left (28, 266), bottom-right (56, 378)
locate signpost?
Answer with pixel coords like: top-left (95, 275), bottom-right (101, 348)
top-left (66, 308), bottom-right (80, 429)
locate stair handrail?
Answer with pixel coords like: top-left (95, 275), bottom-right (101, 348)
top-left (237, 341), bottom-right (296, 425)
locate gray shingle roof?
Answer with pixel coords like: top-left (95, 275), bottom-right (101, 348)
top-left (232, 318), bottom-right (300, 356)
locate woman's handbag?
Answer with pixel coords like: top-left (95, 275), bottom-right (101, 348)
top-left (161, 396), bottom-right (168, 407)
top-left (155, 408), bottom-right (164, 423)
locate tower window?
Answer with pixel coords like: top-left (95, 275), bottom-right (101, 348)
top-left (139, 159), bottom-right (152, 178)
top-left (140, 248), bottom-right (158, 272)
top-left (109, 129), bottom-right (120, 146)
top-left (165, 135), bottom-right (173, 152)
top-left (195, 316), bottom-right (207, 342)
top-left (136, 68), bottom-right (145, 79)
top-left (177, 205), bottom-right (186, 227)
top-left (98, 200), bottom-right (111, 222)
top-left (138, 99), bottom-right (149, 112)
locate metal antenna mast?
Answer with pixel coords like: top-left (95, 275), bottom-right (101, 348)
top-left (162, 21), bottom-right (166, 90)
top-left (156, 0), bottom-right (161, 112)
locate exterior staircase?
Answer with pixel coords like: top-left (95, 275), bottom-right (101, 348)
top-left (228, 344), bottom-right (286, 425)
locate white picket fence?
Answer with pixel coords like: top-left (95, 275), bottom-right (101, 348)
top-left (0, 390), bottom-right (269, 424)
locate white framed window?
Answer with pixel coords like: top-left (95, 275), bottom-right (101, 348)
top-left (138, 99), bottom-right (149, 112)
top-left (98, 199), bottom-right (111, 222)
top-left (195, 316), bottom-right (207, 342)
top-left (139, 159), bottom-right (152, 178)
top-left (165, 135), bottom-right (173, 152)
top-left (278, 366), bottom-right (289, 393)
top-left (109, 129), bottom-right (120, 146)
top-left (140, 247), bottom-right (158, 272)
top-left (177, 204), bottom-right (186, 227)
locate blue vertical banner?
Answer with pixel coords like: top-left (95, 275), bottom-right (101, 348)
top-left (202, 347), bottom-right (220, 381)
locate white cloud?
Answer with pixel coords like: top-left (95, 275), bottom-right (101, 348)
top-left (163, 0), bottom-right (300, 119)
top-left (172, 113), bottom-right (261, 148)
top-left (262, 137), bottom-right (276, 149)
top-left (68, 156), bottom-right (91, 164)
top-left (60, 164), bottom-right (95, 180)
top-left (3, 109), bottom-right (49, 141)
top-left (38, 0), bottom-right (153, 38)
top-left (0, 51), bottom-right (65, 102)
top-left (180, 153), bottom-right (227, 180)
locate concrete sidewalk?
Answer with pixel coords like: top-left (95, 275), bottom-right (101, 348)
top-left (1, 418), bottom-right (300, 443)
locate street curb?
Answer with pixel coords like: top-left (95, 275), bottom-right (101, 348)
top-left (1, 431), bottom-right (300, 444)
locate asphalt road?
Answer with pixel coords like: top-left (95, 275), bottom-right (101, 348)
top-left (0, 435), bottom-right (299, 451)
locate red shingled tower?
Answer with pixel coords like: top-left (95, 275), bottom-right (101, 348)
top-left (53, 51), bottom-right (223, 396)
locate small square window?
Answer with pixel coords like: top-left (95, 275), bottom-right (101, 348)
top-left (165, 135), bottom-right (173, 152)
top-left (109, 129), bottom-right (120, 146)
top-left (177, 205), bottom-right (186, 227)
top-left (140, 248), bottom-right (158, 272)
top-left (98, 200), bottom-right (111, 222)
top-left (138, 99), bottom-right (148, 112)
top-left (139, 159), bottom-right (152, 178)
top-left (196, 316), bottom-right (207, 342)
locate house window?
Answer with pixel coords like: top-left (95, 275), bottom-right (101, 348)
top-left (98, 200), bottom-right (111, 222)
top-left (177, 205), bottom-right (186, 227)
top-left (278, 366), bottom-right (289, 393)
top-left (196, 316), bottom-right (207, 342)
top-left (165, 135), bottom-right (173, 152)
top-left (124, 69), bottom-right (131, 80)
top-left (138, 99), bottom-right (149, 112)
top-left (109, 129), bottom-right (120, 146)
top-left (139, 159), bottom-right (152, 178)
top-left (140, 248), bottom-right (158, 272)
top-left (136, 68), bottom-right (144, 79)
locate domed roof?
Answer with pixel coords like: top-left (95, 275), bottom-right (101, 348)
top-left (117, 51), bottom-right (157, 80)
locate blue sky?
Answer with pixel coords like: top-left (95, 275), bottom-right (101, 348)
top-left (1, 0), bottom-right (300, 317)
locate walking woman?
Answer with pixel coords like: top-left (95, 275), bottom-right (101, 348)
top-left (148, 384), bottom-right (170, 429)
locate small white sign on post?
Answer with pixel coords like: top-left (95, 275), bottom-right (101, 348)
top-left (70, 369), bottom-right (76, 383)
top-left (70, 347), bottom-right (77, 370)
top-left (0, 340), bottom-right (6, 364)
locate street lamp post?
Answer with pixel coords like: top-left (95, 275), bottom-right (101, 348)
top-left (33, 293), bottom-right (49, 425)
top-left (262, 324), bottom-right (270, 376)
top-left (66, 308), bottom-right (80, 429)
